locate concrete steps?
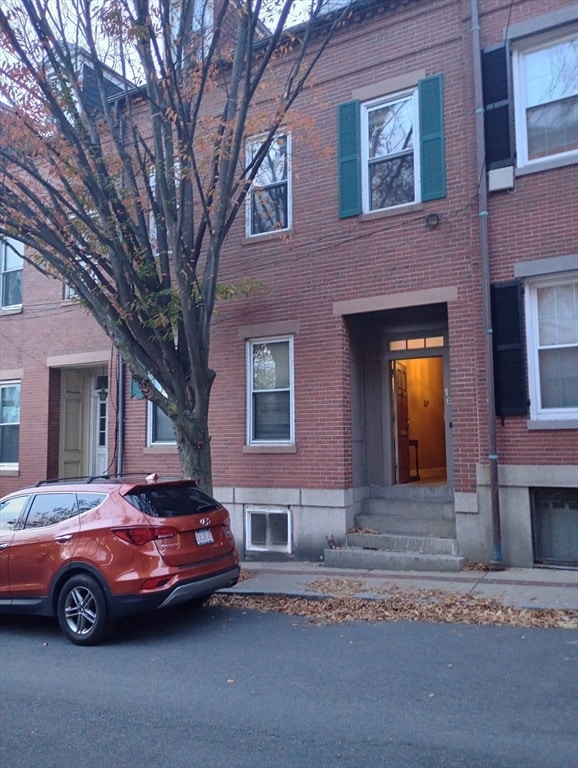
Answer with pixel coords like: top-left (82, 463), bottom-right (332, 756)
top-left (324, 546), bottom-right (465, 572)
top-left (323, 489), bottom-right (464, 572)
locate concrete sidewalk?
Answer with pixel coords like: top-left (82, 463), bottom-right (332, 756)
top-left (221, 560), bottom-right (578, 612)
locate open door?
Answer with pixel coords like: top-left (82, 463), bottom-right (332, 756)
top-left (393, 362), bottom-right (410, 483)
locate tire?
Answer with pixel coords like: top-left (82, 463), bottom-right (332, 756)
top-left (57, 574), bottom-right (109, 646)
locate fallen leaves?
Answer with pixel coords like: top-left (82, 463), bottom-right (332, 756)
top-left (210, 584), bottom-right (578, 630)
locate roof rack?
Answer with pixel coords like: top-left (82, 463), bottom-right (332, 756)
top-left (34, 472), bottom-right (188, 487)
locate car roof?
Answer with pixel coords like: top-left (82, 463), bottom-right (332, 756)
top-left (2, 474), bottom-right (197, 498)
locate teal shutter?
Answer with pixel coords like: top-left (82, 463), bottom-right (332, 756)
top-left (419, 75), bottom-right (446, 201)
top-left (130, 375), bottom-right (145, 399)
top-left (338, 100), bottom-right (361, 218)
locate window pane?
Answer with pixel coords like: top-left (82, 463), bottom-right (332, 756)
top-left (25, 493), bottom-right (79, 528)
top-left (539, 347), bottom-right (578, 408)
top-left (538, 283), bottom-right (578, 346)
top-left (1, 270), bottom-right (22, 307)
top-left (253, 342), bottom-right (289, 390)
top-left (0, 385), bottom-right (20, 423)
top-left (253, 391), bottom-right (290, 440)
top-left (0, 496), bottom-right (29, 531)
top-left (525, 40), bottom-right (578, 108)
top-left (251, 184), bottom-right (288, 234)
top-left (153, 405), bottom-right (176, 442)
top-left (370, 154), bottom-right (415, 209)
top-left (527, 97), bottom-right (578, 160)
top-left (0, 424), bottom-right (19, 463)
top-left (368, 98), bottom-right (413, 159)
top-left (252, 136), bottom-right (288, 186)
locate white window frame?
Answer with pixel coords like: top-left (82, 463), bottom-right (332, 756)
top-left (245, 507), bottom-right (292, 554)
top-left (361, 88), bottom-right (421, 214)
top-left (245, 133), bottom-right (292, 237)
top-left (525, 271), bottom-right (578, 422)
top-left (147, 401), bottom-right (177, 446)
top-left (0, 238), bottom-right (24, 310)
top-left (146, 379), bottom-right (176, 446)
top-left (512, 26), bottom-right (578, 171)
top-left (0, 380), bottom-right (21, 470)
top-left (246, 336), bottom-right (295, 445)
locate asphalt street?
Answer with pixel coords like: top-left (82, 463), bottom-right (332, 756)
top-left (0, 604), bottom-right (577, 768)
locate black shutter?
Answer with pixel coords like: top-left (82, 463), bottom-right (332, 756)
top-left (482, 46), bottom-right (514, 169)
top-left (491, 280), bottom-right (528, 416)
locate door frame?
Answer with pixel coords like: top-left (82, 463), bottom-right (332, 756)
top-left (59, 366), bottom-right (108, 478)
top-left (382, 334), bottom-right (453, 489)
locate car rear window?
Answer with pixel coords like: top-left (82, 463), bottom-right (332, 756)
top-left (124, 484), bottom-right (222, 518)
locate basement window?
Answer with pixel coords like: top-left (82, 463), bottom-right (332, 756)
top-left (245, 507), bottom-right (291, 553)
top-left (531, 487), bottom-right (578, 568)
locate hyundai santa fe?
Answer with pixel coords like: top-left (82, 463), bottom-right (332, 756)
top-left (0, 474), bottom-right (240, 645)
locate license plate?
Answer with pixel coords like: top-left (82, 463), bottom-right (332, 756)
top-left (195, 528), bottom-right (214, 545)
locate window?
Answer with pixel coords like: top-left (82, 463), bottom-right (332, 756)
top-left (513, 30), bottom-right (578, 168)
top-left (338, 75), bottom-right (445, 217)
top-left (247, 337), bottom-right (294, 444)
top-left (525, 273), bottom-right (578, 421)
top-left (24, 493), bottom-right (80, 528)
top-left (483, 25), bottom-right (578, 174)
top-left (0, 495), bottom-right (29, 531)
top-left (246, 134), bottom-right (291, 236)
top-left (245, 508), bottom-right (291, 553)
top-left (147, 402), bottom-right (176, 445)
top-left (0, 238), bottom-right (23, 309)
top-left (0, 382), bottom-right (21, 468)
top-left (362, 91), bottom-right (419, 210)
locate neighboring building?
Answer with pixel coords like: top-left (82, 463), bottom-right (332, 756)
top-left (1, 0), bottom-right (576, 569)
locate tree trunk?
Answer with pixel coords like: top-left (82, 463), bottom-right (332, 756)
top-left (171, 378), bottom-right (214, 493)
top-left (174, 413), bottom-right (213, 493)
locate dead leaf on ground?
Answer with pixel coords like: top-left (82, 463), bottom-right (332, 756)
top-left (209, 589), bottom-right (578, 630)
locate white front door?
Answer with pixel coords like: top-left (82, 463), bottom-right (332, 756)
top-left (89, 375), bottom-right (108, 476)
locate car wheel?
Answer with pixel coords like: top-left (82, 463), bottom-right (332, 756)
top-left (57, 574), bottom-right (108, 646)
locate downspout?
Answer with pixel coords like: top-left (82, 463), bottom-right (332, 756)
top-left (470, 0), bottom-right (504, 569)
top-left (116, 354), bottom-right (125, 476)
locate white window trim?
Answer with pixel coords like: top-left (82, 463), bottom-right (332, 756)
top-left (146, 400), bottom-right (177, 446)
top-left (524, 271), bottom-right (578, 422)
top-left (246, 335), bottom-right (295, 446)
top-left (0, 238), bottom-right (24, 311)
top-left (146, 379), bottom-right (177, 446)
top-left (0, 380), bottom-right (21, 470)
top-left (245, 133), bottom-right (292, 238)
top-left (360, 88), bottom-right (421, 214)
top-left (244, 506), bottom-right (292, 554)
top-left (512, 25), bottom-right (578, 172)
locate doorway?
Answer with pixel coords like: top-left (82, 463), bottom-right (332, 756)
top-left (59, 367), bottom-right (109, 478)
top-left (391, 355), bottom-right (446, 484)
top-left (348, 302), bottom-right (452, 492)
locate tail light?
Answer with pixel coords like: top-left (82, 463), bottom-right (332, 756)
top-left (112, 526), bottom-right (177, 546)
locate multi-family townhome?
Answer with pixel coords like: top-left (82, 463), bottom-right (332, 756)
top-left (1, 0), bottom-right (576, 570)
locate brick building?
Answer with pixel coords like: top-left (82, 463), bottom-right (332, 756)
top-left (1, 0), bottom-right (577, 568)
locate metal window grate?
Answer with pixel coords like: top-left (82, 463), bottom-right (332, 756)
top-left (531, 488), bottom-right (578, 568)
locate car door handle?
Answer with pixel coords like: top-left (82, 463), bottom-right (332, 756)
top-left (54, 534), bottom-right (73, 543)
top-left (0, 543), bottom-right (9, 551)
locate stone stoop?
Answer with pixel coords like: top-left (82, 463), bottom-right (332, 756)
top-left (323, 534), bottom-right (465, 572)
top-left (323, 493), bottom-right (465, 572)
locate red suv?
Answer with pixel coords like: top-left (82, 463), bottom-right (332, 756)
top-left (0, 474), bottom-right (240, 645)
